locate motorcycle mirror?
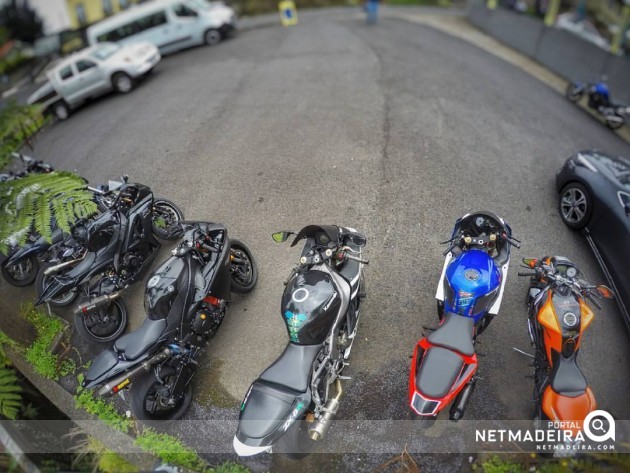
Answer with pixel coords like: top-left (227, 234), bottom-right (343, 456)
top-left (122, 175), bottom-right (129, 183)
top-left (350, 233), bottom-right (367, 247)
top-left (596, 285), bottom-right (614, 299)
top-left (522, 258), bottom-right (538, 268)
top-left (272, 231), bottom-right (293, 243)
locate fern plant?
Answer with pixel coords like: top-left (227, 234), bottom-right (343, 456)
top-left (0, 171), bottom-right (98, 254)
top-left (0, 367), bottom-right (22, 420)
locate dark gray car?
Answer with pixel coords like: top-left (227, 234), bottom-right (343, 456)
top-left (556, 150), bottom-right (630, 330)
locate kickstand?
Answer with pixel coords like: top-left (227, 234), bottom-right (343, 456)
top-left (512, 347), bottom-right (534, 358)
top-left (422, 324), bottom-right (437, 332)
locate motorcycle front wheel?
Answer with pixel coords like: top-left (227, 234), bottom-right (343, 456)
top-left (605, 114), bottom-right (625, 130)
top-left (565, 84), bottom-right (583, 103)
top-left (130, 368), bottom-right (193, 423)
top-left (2, 255), bottom-right (39, 287)
top-left (152, 199), bottom-right (184, 240)
top-left (74, 299), bottom-right (128, 344)
top-left (229, 239), bottom-right (258, 294)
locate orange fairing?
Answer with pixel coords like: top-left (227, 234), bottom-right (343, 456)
top-left (538, 295), bottom-right (561, 361)
top-left (542, 386), bottom-right (596, 435)
top-left (579, 299), bottom-right (594, 332)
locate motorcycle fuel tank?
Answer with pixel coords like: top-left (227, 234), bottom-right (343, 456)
top-left (145, 256), bottom-right (189, 320)
top-left (281, 271), bottom-right (341, 345)
top-left (444, 249), bottom-right (501, 319)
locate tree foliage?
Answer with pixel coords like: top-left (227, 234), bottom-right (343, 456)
top-left (0, 0), bottom-right (43, 44)
top-left (0, 171), bottom-right (98, 254)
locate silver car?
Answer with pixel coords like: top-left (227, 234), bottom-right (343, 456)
top-left (28, 41), bottom-right (161, 120)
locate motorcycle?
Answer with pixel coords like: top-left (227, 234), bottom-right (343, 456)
top-left (0, 152), bottom-right (54, 182)
top-left (1, 182), bottom-right (119, 287)
top-left (515, 256), bottom-right (613, 440)
top-left (566, 79), bottom-right (629, 130)
top-left (234, 225), bottom-right (367, 458)
top-left (81, 221), bottom-right (257, 422)
top-left (409, 211), bottom-right (519, 423)
top-left (35, 178), bottom-right (184, 344)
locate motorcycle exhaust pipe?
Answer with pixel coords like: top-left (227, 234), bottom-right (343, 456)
top-left (308, 379), bottom-right (343, 441)
top-left (96, 347), bottom-right (172, 397)
top-left (73, 291), bottom-right (123, 316)
top-left (449, 378), bottom-right (476, 421)
top-left (44, 253), bottom-right (86, 276)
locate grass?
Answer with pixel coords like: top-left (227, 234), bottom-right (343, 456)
top-left (74, 375), bottom-right (134, 434)
top-left (20, 303), bottom-right (68, 380)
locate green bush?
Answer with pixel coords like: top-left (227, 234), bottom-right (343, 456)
top-left (20, 303), bottom-right (68, 380)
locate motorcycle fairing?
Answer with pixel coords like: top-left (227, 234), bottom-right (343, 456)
top-left (442, 250), bottom-right (501, 321)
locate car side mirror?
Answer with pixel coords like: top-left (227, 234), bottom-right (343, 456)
top-left (272, 231), bottom-right (294, 243)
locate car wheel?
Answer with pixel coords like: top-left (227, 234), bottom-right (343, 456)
top-left (559, 182), bottom-right (592, 230)
top-left (204, 29), bottom-right (221, 46)
top-left (52, 101), bottom-right (70, 121)
top-left (112, 72), bottom-right (134, 94)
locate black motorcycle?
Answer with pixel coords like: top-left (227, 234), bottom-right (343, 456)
top-left (81, 221), bottom-right (257, 422)
top-left (35, 179), bottom-right (183, 344)
top-left (234, 225), bottom-right (367, 458)
top-left (0, 152), bottom-right (54, 182)
top-left (1, 171), bottom-right (120, 287)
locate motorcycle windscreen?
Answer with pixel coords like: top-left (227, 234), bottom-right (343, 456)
top-left (444, 249), bottom-right (501, 318)
top-left (281, 271), bottom-right (340, 345)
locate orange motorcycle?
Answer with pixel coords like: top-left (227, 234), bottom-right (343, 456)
top-left (517, 256), bottom-right (613, 435)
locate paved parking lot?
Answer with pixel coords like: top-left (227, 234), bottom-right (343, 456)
top-left (4, 8), bottom-right (630, 472)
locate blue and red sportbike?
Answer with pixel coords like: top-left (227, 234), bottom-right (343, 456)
top-left (408, 211), bottom-right (519, 423)
top-left (566, 79), bottom-right (629, 130)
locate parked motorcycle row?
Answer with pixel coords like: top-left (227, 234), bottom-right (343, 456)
top-left (566, 78), bottom-right (630, 129)
top-left (2, 163), bottom-right (616, 457)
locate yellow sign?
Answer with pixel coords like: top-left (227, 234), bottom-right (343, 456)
top-left (278, 1), bottom-right (298, 26)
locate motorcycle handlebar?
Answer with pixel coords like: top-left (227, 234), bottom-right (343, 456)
top-left (518, 271), bottom-right (536, 277)
top-left (587, 293), bottom-right (602, 310)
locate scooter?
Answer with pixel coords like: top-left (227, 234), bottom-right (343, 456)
top-left (82, 221), bottom-right (257, 422)
top-left (234, 225), bottom-right (367, 458)
top-left (515, 256), bottom-right (613, 440)
top-left (409, 211), bottom-right (519, 423)
top-left (566, 79), bottom-right (629, 130)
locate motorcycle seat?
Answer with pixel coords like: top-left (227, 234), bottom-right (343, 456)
top-left (428, 312), bottom-right (475, 357)
top-left (416, 346), bottom-right (464, 399)
top-left (551, 355), bottom-right (587, 397)
top-left (239, 381), bottom-right (301, 439)
top-left (259, 343), bottom-right (322, 393)
top-left (114, 318), bottom-right (167, 361)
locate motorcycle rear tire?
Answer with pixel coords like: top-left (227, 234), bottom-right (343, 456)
top-left (277, 419), bottom-right (312, 460)
top-left (74, 299), bottom-right (128, 345)
top-left (36, 264), bottom-right (79, 307)
top-left (130, 368), bottom-right (193, 424)
top-left (605, 114), bottom-right (625, 130)
top-left (2, 255), bottom-right (39, 287)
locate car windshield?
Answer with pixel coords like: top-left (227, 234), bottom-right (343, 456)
top-left (90, 43), bottom-right (120, 61)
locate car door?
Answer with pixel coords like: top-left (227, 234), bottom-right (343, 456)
top-left (590, 186), bottom-right (630, 314)
top-left (56, 64), bottom-right (82, 105)
top-left (74, 59), bottom-right (108, 99)
top-left (165, 3), bottom-right (200, 51)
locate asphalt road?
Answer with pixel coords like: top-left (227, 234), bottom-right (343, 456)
top-left (6, 7), bottom-right (630, 472)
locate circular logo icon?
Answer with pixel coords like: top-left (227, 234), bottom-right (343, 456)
top-left (147, 275), bottom-right (160, 288)
top-left (584, 410), bottom-right (615, 442)
top-left (563, 312), bottom-right (578, 327)
top-left (464, 269), bottom-right (480, 281)
top-left (292, 288), bottom-right (309, 303)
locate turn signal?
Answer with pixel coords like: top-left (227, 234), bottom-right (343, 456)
top-left (523, 258), bottom-right (538, 268)
top-left (596, 286), bottom-right (614, 299)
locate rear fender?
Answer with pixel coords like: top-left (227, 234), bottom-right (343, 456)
top-left (234, 380), bottom-right (311, 455)
top-left (408, 338), bottom-right (477, 416)
top-left (542, 385), bottom-right (596, 436)
top-left (83, 350), bottom-right (143, 389)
